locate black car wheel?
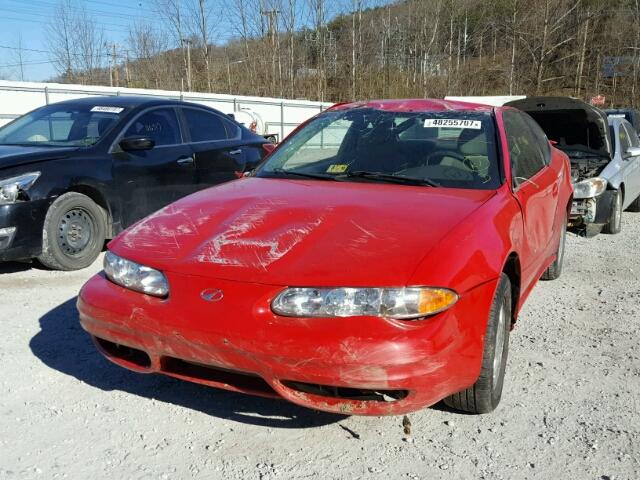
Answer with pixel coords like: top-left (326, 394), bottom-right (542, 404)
top-left (603, 189), bottom-right (622, 234)
top-left (444, 273), bottom-right (511, 414)
top-left (38, 192), bottom-right (106, 271)
top-left (541, 214), bottom-right (566, 281)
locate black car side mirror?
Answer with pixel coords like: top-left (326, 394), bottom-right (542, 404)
top-left (119, 136), bottom-right (155, 151)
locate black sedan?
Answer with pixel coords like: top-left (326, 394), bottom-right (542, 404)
top-left (0, 96), bottom-right (271, 270)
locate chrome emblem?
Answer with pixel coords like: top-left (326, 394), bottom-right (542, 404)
top-left (200, 288), bottom-right (224, 302)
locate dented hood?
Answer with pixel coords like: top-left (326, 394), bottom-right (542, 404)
top-left (109, 178), bottom-right (495, 286)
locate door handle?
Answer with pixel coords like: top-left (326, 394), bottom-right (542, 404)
top-left (229, 149), bottom-right (243, 155)
top-left (177, 156), bottom-right (195, 166)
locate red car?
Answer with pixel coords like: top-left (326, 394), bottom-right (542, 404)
top-left (78, 99), bottom-right (572, 416)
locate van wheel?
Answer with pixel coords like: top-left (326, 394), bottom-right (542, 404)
top-left (541, 215), bottom-right (566, 281)
top-left (444, 274), bottom-right (511, 414)
top-left (38, 192), bottom-right (106, 271)
top-left (603, 189), bottom-right (622, 234)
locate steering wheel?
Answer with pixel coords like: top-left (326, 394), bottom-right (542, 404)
top-left (425, 149), bottom-right (467, 166)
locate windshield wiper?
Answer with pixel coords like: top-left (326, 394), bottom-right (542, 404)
top-left (267, 168), bottom-right (340, 181)
top-left (344, 170), bottom-right (440, 187)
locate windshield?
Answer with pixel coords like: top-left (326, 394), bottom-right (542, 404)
top-left (257, 108), bottom-right (501, 189)
top-left (0, 103), bottom-right (126, 147)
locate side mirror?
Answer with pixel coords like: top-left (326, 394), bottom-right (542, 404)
top-left (262, 143), bottom-right (276, 155)
top-left (625, 146), bottom-right (640, 158)
top-left (119, 136), bottom-right (155, 152)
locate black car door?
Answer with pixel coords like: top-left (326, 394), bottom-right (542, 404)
top-left (179, 106), bottom-right (249, 187)
top-left (112, 106), bottom-right (196, 227)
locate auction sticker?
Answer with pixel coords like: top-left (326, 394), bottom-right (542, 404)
top-left (424, 118), bottom-right (481, 129)
top-left (326, 164), bottom-right (348, 173)
top-left (91, 106), bottom-right (124, 114)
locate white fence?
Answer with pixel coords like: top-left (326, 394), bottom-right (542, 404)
top-left (0, 80), bottom-right (333, 139)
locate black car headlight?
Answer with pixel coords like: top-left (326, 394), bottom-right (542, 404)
top-left (104, 251), bottom-right (169, 297)
top-left (0, 172), bottom-right (40, 204)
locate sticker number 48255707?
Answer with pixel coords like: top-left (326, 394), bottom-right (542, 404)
top-left (424, 118), bottom-right (482, 129)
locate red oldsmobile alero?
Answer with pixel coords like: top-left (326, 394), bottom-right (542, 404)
top-left (78, 99), bottom-right (573, 415)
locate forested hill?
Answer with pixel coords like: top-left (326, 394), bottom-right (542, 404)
top-left (48, 0), bottom-right (640, 107)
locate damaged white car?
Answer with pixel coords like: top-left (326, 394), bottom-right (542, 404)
top-left (506, 97), bottom-right (640, 236)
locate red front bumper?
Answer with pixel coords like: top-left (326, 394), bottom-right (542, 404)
top-left (77, 272), bottom-right (498, 415)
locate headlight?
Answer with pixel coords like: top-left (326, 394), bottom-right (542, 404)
top-left (0, 172), bottom-right (41, 204)
top-left (573, 177), bottom-right (607, 199)
top-left (103, 251), bottom-right (169, 297)
top-left (272, 287), bottom-right (458, 319)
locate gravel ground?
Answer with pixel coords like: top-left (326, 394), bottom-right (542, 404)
top-left (1, 213), bottom-right (639, 480)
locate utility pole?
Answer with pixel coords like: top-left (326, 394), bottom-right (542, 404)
top-left (109, 43), bottom-right (119, 88)
top-left (105, 42), bottom-right (113, 87)
top-left (261, 9), bottom-right (280, 94)
top-left (182, 38), bottom-right (193, 91)
top-left (124, 49), bottom-right (131, 87)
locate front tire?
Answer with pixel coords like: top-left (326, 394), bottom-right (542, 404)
top-left (541, 214), bottom-right (566, 281)
top-left (38, 192), bottom-right (106, 271)
top-left (603, 189), bottom-right (622, 234)
top-left (444, 274), bottom-right (511, 414)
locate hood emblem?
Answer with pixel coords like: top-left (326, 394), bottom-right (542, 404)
top-left (200, 288), bottom-right (224, 302)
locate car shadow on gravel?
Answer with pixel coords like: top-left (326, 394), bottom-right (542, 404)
top-left (0, 261), bottom-right (40, 274)
top-left (30, 297), bottom-right (346, 429)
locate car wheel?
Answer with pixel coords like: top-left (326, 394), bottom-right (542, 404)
top-left (38, 192), bottom-right (106, 271)
top-left (444, 273), bottom-right (511, 414)
top-left (626, 193), bottom-right (640, 212)
top-left (541, 215), bottom-right (566, 281)
top-left (603, 189), bottom-right (622, 234)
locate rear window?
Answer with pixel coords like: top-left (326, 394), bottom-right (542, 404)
top-left (258, 108), bottom-right (501, 189)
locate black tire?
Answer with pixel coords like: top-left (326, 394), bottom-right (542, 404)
top-left (541, 214), bottom-right (566, 281)
top-left (626, 193), bottom-right (640, 212)
top-left (602, 189), bottom-right (622, 234)
top-left (38, 192), bottom-right (106, 271)
top-left (444, 274), bottom-right (511, 414)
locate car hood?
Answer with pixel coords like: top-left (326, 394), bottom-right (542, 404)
top-left (109, 178), bottom-right (496, 286)
top-left (506, 96), bottom-right (612, 159)
top-left (0, 145), bottom-right (78, 170)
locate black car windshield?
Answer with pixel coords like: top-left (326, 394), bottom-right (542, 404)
top-left (0, 103), bottom-right (126, 147)
top-left (257, 108), bottom-right (501, 189)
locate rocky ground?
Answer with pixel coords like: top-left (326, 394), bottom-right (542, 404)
top-left (1, 213), bottom-right (639, 480)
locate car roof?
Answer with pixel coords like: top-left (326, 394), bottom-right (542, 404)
top-left (328, 98), bottom-right (495, 113)
top-left (52, 95), bottom-right (192, 109)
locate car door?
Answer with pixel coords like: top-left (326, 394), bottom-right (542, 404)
top-left (620, 122), bottom-right (640, 206)
top-left (503, 109), bottom-right (560, 286)
top-left (112, 106), bottom-right (196, 228)
top-left (179, 106), bottom-right (249, 188)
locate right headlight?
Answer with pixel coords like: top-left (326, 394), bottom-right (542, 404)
top-left (103, 251), bottom-right (169, 297)
top-left (271, 286), bottom-right (458, 319)
top-left (573, 177), bottom-right (607, 199)
top-left (0, 172), bottom-right (41, 204)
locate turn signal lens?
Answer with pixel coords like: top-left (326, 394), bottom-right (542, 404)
top-left (272, 287), bottom-right (458, 319)
top-left (418, 288), bottom-right (460, 316)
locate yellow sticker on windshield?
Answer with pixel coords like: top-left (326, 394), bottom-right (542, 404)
top-left (327, 164), bottom-right (348, 173)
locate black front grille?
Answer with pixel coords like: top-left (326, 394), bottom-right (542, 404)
top-left (161, 357), bottom-right (276, 396)
top-left (94, 337), bottom-right (151, 368)
top-left (281, 380), bottom-right (408, 402)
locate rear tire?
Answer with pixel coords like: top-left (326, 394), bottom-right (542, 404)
top-left (541, 214), bottom-right (566, 281)
top-left (444, 274), bottom-right (511, 414)
top-left (38, 192), bottom-right (106, 271)
top-left (603, 189), bottom-right (622, 234)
